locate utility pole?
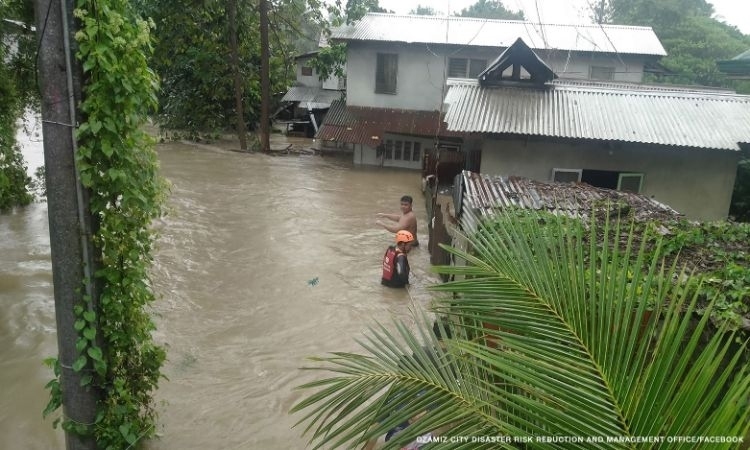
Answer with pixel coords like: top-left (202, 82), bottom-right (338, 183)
top-left (34, 0), bottom-right (100, 448)
top-left (259, 0), bottom-right (270, 153)
top-left (228, 0), bottom-right (247, 151)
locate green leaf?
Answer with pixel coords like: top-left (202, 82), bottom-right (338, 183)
top-left (76, 337), bottom-right (88, 352)
top-left (89, 119), bottom-right (102, 135)
top-left (83, 310), bottom-right (96, 323)
top-left (83, 327), bottom-right (96, 341)
top-left (74, 319), bottom-right (86, 331)
top-left (72, 355), bottom-right (87, 372)
top-left (87, 346), bottom-right (103, 362)
top-left (80, 374), bottom-right (93, 387)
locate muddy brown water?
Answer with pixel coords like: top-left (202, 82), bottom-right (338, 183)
top-left (1, 124), bottom-right (440, 449)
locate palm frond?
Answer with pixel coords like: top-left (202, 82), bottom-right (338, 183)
top-left (292, 206), bottom-right (750, 449)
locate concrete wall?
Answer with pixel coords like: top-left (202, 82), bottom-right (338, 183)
top-left (479, 138), bottom-right (741, 221)
top-left (345, 42), bottom-right (648, 110)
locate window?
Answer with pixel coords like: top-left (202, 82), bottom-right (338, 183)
top-left (301, 66), bottom-right (313, 76)
top-left (448, 58), bottom-right (487, 78)
top-left (558, 169), bottom-right (645, 194)
top-left (617, 173), bottom-right (644, 193)
top-left (552, 168), bottom-right (582, 183)
top-left (376, 53), bottom-right (398, 94)
top-left (380, 140), bottom-right (423, 162)
top-left (590, 66), bottom-right (615, 81)
top-left (413, 143), bottom-right (421, 161)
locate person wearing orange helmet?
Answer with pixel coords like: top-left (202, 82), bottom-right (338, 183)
top-left (381, 230), bottom-right (414, 288)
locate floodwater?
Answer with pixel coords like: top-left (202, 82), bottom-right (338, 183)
top-left (1, 120), bottom-right (439, 449)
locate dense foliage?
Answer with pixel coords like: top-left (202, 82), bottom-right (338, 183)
top-left (644, 219), bottom-right (750, 332)
top-left (600, 0), bottom-right (750, 90)
top-left (0, 0), bottom-right (35, 210)
top-left (43, 0), bottom-right (167, 447)
top-left (293, 208), bottom-right (750, 448)
top-left (456, 0), bottom-right (525, 20)
top-left (409, 5), bottom-right (436, 16)
top-left (137, 0), bottom-right (325, 135)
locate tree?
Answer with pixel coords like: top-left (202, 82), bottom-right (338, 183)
top-left (292, 208), bottom-right (750, 448)
top-left (0, 0), bottom-right (35, 210)
top-left (137, 0), bottom-right (326, 137)
top-left (456, 0), bottom-right (524, 20)
top-left (409, 5), bottom-right (437, 15)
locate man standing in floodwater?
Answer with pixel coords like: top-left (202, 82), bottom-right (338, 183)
top-left (376, 195), bottom-right (419, 247)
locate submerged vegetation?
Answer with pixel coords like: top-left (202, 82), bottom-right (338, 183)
top-left (293, 208), bottom-right (749, 449)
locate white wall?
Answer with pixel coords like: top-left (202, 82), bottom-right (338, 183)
top-left (479, 138), bottom-right (741, 221)
top-left (345, 42), bottom-right (649, 110)
top-left (296, 56), bottom-right (344, 89)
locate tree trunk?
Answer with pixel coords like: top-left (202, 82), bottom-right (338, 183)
top-left (34, 0), bottom-right (101, 448)
top-left (259, 0), bottom-right (270, 153)
top-left (228, 0), bottom-right (247, 151)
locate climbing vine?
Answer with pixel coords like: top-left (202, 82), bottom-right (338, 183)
top-left (44, 0), bottom-right (167, 448)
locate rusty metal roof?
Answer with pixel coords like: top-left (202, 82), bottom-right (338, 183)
top-left (281, 86), bottom-right (343, 110)
top-left (458, 170), bottom-right (681, 230)
top-left (331, 13), bottom-right (666, 56)
top-left (316, 100), bottom-right (463, 145)
top-left (444, 79), bottom-right (750, 151)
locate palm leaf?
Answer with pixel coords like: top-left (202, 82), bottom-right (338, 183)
top-left (292, 207), bottom-right (750, 449)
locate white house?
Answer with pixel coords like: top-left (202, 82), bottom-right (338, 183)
top-left (316, 13), bottom-right (668, 167)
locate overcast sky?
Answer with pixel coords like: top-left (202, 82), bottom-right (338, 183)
top-left (375, 0), bottom-right (750, 35)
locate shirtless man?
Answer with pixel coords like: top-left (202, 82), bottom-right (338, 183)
top-left (376, 195), bottom-right (419, 246)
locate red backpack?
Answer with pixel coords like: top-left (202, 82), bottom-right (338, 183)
top-left (381, 246), bottom-right (398, 282)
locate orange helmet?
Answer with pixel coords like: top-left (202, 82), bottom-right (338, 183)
top-left (396, 230), bottom-right (414, 244)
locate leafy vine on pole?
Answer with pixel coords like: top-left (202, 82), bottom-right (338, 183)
top-left (44, 0), bottom-right (167, 447)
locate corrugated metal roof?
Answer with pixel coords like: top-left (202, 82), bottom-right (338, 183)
top-left (444, 79), bottom-right (750, 151)
top-left (458, 170), bottom-right (681, 231)
top-left (281, 86), bottom-right (343, 110)
top-left (316, 100), bottom-right (463, 145)
top-left (331, 13), bottom-right (666, 56)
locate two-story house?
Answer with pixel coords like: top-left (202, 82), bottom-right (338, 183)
top-left (316, 13), bottom-right (666, 167)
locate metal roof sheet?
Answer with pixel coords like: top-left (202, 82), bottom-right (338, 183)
top-left (316, 100), bottom-right (463, 145)
top-left (331, 13), bottom-right (666, 56)
top-left (458, 170), bottom-right (681, 231)
top-left (444, 79), bottom-right (750, 150)
top-left (281, 86), bottom-right (343, 110)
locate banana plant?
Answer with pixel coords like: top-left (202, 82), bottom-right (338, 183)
top-left (292, 207), bottom-right (750, 449)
